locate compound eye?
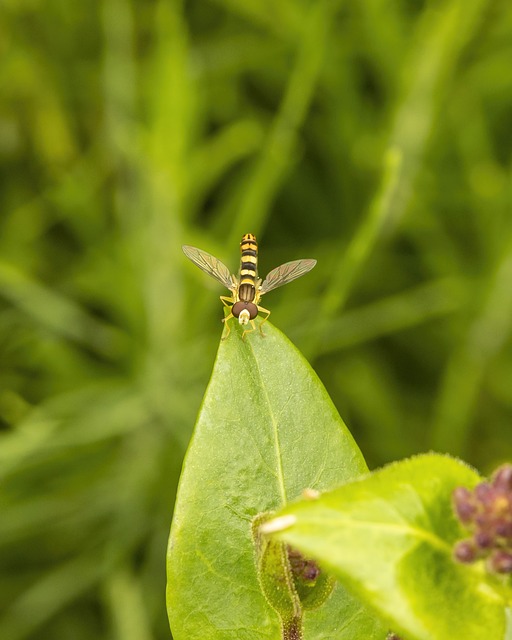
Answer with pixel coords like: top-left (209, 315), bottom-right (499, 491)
top-left (247, 303), bottom-right (258, 319)
top-left (232, 301), bottom-right (245, 318)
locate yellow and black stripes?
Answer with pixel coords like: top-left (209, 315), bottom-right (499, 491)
top-left (238, 233), bottom-right (258, 302)
top-left (182, 232), bottom-right (315, 338)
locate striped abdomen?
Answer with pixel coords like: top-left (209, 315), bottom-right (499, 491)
top-left (238, 233), bottom-right (258, 302)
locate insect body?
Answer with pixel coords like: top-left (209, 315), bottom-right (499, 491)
top-left (182, 233), bottom-right (316, 338)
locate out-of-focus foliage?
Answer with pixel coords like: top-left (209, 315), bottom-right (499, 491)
top-left (0, 0), bottom-right (511, 638)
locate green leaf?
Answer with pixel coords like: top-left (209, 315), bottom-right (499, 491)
top-left (267, 454), bottom-right (509, 640)
top-left (167, 321), bottom-right (385, 639)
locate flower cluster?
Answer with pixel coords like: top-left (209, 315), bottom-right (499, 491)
top-left (452, 464), bottom-right (512, 574)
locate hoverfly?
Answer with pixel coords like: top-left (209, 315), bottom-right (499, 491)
top-left (182, 233), bottom-right (316, 338)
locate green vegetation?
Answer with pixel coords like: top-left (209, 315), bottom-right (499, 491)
top-left (270, 455), bottom-right (508, 640)
top-left (1, 1), bottom-right (512, 639)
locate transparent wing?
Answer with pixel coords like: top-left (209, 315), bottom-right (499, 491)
top-left (182, 245), bottom-right (235, 291)
top-left (260, 259), bottom-right (317, 295)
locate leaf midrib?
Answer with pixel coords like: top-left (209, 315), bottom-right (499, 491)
top-left (246, 336), bottom-right (287, 507)
top-left (328, 518), bottom-right (450, 552)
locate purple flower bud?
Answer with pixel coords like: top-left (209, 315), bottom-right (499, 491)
top-left (474, 530), bottom-right (493, 549)
top-left (287, 546), bottom-right (321, 584)
top-left (487, 550), bottom-right (512, 574)
top-left (474, 482), bottom-right (494, 506)
top-left (452, 486), bottom-right (477, 524)
top-left (453, 540), bottom-right (478, 564)
top-left (474, 513), bottom-right (488, 527)
top-left (492, 465), bottom-right (512, 492)
top-left (495, 520), bottom-right (512, 538)
top-left (303, 562), bottom-right (321, 582)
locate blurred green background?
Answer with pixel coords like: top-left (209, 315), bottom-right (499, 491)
top-left (1, 0), bottom-right (511, 638)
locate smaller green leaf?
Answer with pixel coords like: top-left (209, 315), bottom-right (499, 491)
top-left (267, 454), bottom-right (508, 640)
top-left (252, 513), bottom-right (336, 640)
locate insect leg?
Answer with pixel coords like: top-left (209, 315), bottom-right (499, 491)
top-left (220, 295), bottom-right (235, 340)
top-left (221, 313), bottom-right (234, 340)
top-left (256, 305), bottom-right (271, 336)
top-left (242, 320), bottom-right (257, 341)
top-left (220, 295), bottom-right (234, 308)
